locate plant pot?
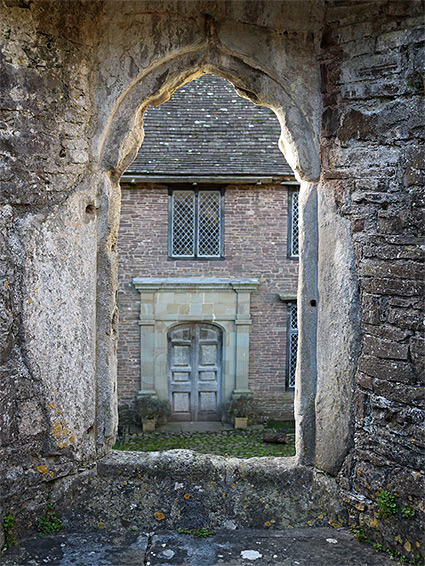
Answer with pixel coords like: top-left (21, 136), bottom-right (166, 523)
top-left (234, 417), bottom-right (248, 430)
top-left (143, 419), bottom-right (156, 432)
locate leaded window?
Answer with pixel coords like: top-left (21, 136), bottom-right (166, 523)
top-left (288, 190), bottom-right (299, 258)
top-left (286, 303), bottom-right (298, 389)
top-left (169, 189), bottom-right (223, 258)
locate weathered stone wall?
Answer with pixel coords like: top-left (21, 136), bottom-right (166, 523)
top-left (1, 0), bottom-right (423, 560)
top-left (117, 183), bottom-right (298, 422)
top-left (319, 0), bottom-right (424, 559)
top-left (1, 0), bottom-right (107, 539)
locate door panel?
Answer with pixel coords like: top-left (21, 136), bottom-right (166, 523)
top-left (168, 323), bottom-right (222, 421)
top-left (173, 345), bottom-right (191, 365)
top-left (199, 391), bottom-right (217, 412)
top-left (173, 372), bottom-right (190, 382)
top-left (173, 392), bottom-right (190, 413)
top-left (199, 344), bottom-right (217, 365)
top-left (199, 371), bottom-right (216, 381)
top-left (169, 326), bottom-right (192, 421)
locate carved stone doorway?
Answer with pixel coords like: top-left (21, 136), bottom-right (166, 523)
top-left (168, 323), bottom-right (222, 421)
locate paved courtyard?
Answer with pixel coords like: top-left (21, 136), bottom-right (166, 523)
top-left (115, 422), bottom-right (296, 458)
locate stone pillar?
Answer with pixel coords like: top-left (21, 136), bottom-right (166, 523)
top-left (231, 281), bottom-right (258, 397)
top-left (133, 282), bottom-right (160, 398)
top-left (294, 181), bottom-right (318, 466)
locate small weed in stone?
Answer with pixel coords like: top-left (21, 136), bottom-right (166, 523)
top-left (351, 523), bottom-right (422, 565)
top-left (401, 506), bottom-right (415, 519)
top-left (350, 525), bottom-right (370, 544)
top-left (36, 503), bottom-right (62, 536)
top-left (177, 527), bottom-right (215, 538)
top-left (2, 514), bottom-right (17, 550)
top-left (377, 490), bottom-right (397, 518)
top-left (373, 543), bottom-right (423, 565)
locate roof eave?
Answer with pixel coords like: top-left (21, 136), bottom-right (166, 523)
top-left (120, 174), bottom-right (298, 185)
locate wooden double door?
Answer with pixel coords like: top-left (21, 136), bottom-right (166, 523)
top-left (168, 323), bottom-right (222, 421)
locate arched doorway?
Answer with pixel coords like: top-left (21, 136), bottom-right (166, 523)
top-left (168, 323), bottom-right (223, 422)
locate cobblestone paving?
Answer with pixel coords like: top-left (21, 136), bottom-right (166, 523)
top-left (114, 427), bottom-right (296, 458)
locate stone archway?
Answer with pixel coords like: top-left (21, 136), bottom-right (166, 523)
top-left (95, 45), bottom-right (359, 473)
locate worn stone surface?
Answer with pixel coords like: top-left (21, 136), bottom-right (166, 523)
top-left (0, 527), bottom-right (396, 566)
top-left (54, 451), bottom-right (346, 533)
top-left (0, 0), bottom-right (424, 562)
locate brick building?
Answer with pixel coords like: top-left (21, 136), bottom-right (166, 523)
top-left (117, 74), bottom-right (299, 422)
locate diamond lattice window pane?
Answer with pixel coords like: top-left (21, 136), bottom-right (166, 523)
top-left (197, 191), bottom-right (221, 257)
top-left (290, 303), bottom-right (298, 330)
top-left (287, 303), bottom-right (298, 389)
top-left (291, 192), bottom-right (299, 257)
top-left (172, 191), bottom-right (195, 256)
top-left (288, 332), bottom-right (298, 388)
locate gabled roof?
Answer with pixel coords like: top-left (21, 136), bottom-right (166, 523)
top-left (123, 74), bottom-right (293, 180)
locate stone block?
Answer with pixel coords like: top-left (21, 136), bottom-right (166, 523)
top-left (363, 323), bottom-right (412, 343)
top-left (410, 335), bottom-right (425, 381)
top-left (373, 379), bottom-right (425, 408)
top-left (361, 277), bottom-right (425, 297)
top-left (358, 355), bottom-right (416, 384)
top-left (387, 306), bottom-right (424, 331)
top-left (355, 372), bottom-right (373, 390)
top-left (404, 146), bottom-right (425, 187)
top-left (362, 335), bottom-right (409, 360)
top-left (0, 378), bottom-right (18, 446)
top-left (361, 294), bottom-right (382, 325)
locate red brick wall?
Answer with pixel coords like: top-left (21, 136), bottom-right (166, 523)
top-left (117, 183), bottom-right (298, 420)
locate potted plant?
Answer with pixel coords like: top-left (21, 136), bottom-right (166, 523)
top-left (223, 395), bottom-right (261, 429)
top-left (137, 397), bottom-right (171, 432)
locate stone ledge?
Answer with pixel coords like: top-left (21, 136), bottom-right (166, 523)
top-left (54, 451), bottom-right (346, 533)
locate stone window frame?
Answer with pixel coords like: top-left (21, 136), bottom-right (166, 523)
top-left (168, 186), bottom-right (225, 260)
top-left (287, 188), bottom-right (299, 259)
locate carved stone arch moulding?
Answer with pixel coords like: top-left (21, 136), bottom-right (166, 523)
top-left (95, 43), bottom-right (359, 474)
top-left (98, 48), bottom-right (321, 183)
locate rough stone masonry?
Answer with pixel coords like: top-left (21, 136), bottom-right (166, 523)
top-left (0, 0), bottom-right (423, 561)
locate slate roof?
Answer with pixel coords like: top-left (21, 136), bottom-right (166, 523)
top-left (124, 74), bottom-right (293, 178)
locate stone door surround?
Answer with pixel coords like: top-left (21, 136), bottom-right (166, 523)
top-left (132, 278), bottom-right (259, 406)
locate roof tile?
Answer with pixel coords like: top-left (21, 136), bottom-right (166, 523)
top-left (125, 74), bottom-right (293, 177)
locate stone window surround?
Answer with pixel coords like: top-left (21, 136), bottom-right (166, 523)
top-left (133, 277), bottom-right (259, 406)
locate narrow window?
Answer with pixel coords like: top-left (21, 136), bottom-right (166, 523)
top-left (169, 189), bottom-right (223, 259)
top-left (288, 190), bottom-right (299, 258)
top-left (286, 303), bottom-right (298, 389)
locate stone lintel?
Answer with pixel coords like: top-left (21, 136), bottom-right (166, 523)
top-left (133, 277), bottom-right (259, 292)
top-left (279, 292), bottom-right (298, 302)
top-left (141, 315), bottom-right (242, 322)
